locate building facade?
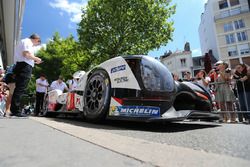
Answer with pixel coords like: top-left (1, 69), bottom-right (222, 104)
top-left (0, 0), bottom-right (25, 68)
top-left (160, 51), bottom-right (193, 79)
top-left (199, 0), bottom-right (250, 68)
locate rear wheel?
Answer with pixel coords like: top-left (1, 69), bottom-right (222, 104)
top-left (42, 95), bottom-right (58, 117)
top-left (42, 95), bottom-right (49, 116)
top-left (84, 70), bottom-right (111, 122)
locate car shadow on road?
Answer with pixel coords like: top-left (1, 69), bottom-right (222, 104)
top-left (47, 115), bottom-right (221, 133)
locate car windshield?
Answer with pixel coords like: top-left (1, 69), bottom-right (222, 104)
top-left (140, 56), bottom-right (174, 92)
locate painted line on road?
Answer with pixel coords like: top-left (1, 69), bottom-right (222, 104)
top-left (31, 117), bottom-right (249, 167)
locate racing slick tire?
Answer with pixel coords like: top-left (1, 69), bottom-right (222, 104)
top-left (83, 70), bottom-right (111, 122)
top-left (41, 95), bottom-right (49, 116)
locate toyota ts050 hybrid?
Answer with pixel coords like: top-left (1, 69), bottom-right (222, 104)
top-left (42, 55), bottom-right (219, 122)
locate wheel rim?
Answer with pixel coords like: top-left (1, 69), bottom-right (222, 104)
top-left (43, 96), bottom-right (49, 115)
top-left (85, 75), bottom-right (106, 114)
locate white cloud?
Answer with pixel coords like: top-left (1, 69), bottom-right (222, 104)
top-left (192, 48), bottom-right (202, 57)
top-left (49, 0), bottom-right (88, 23)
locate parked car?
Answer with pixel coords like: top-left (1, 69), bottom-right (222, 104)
top-left (42, 55), bottom-right (219, 122)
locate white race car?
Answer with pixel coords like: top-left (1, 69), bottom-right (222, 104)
top-left (43, 55), bottom-right (219, 122)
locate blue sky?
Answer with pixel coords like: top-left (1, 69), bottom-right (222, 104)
top-left (22, 0), bottom-right (207, 58)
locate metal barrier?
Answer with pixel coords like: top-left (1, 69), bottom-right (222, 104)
top-left (209, 79), bottom-right (249, 122)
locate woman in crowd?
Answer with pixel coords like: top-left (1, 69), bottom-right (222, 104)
top-left (195, 70), bottom-right (211, 90)
top-left (215, 61), bottom-right (236, 123)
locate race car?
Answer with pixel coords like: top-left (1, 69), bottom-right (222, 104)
top-left (42, 55), bottom-right (219, 122)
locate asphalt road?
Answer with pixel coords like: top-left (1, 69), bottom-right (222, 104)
top-left (1, 116), bottom-right (249, 167)
top-left (40, 116), bottom-right (250, 163)
top-left (92, 120), bottom-right (250, 160)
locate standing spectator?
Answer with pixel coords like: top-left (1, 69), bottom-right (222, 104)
top-left (35, 74), bottom-right (49, 116)
top-left (67, 76), bottom-right (78, 91)
top-left (2, 64), bottom-right (16, 116)
top-left (183, 71), bottom-right (192, 81)
top-left (50, 76), bottom-right (68, 92)
top-left (10, 34), bottom-right (42, 117)
top-left (215, 61), bottom-right (236, 123)
top-left (208, 69), bottom-right (218, 83)
top-left (195, 70), bottom-right (211, 90)
top-left (233, 64), bottom-right (250, 123)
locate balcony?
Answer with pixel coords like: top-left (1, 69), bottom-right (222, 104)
top-left (214, 6), bottom-right (249, 21)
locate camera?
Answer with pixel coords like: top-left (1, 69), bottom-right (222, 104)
top-left (225, 68), bottom-right (231, 73)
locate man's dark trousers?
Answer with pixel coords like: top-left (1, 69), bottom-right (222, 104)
top-left (35, 92), bottom-right (45, 115)
top-left (11, 62), bottom-right (32, 114)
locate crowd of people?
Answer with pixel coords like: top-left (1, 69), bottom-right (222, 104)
top-left (173, 61), bottom-right (250, 124)
top-left (0, 68), bottom-right (79, 117)
top-left (0, 33), bottom-right (79, 118)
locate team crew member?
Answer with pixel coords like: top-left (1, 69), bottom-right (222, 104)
top-left (35, 74), bottom-right (49, 116)
top-left (50, 76), bottom-right (68, 92)
top-left (10, 34), bottom-right (42, 117)
top-left (67, 77), bottom-right (79, 91)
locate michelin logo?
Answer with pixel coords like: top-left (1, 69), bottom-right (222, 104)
top-left (111, 64), bottom-right (126, 73)
top-left (110, 106), bottom-right (160, 117)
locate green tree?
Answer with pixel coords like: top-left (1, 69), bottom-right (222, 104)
top-left (33, 32), bottom-right (90, 84)
top-left (78, 0), bottom-right (176, 60)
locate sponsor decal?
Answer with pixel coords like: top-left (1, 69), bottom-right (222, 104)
top-left (76, 97), bottom-right (81, 105)
top-left (114, 76), bottom-right (128, 84)
top-left (111, 64), bottom-right (126, 73)
top-left (109, 106), bottom-right (160, 117)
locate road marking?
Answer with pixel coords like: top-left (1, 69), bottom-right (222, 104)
top-left (31, 117), bottom-right (249, 167)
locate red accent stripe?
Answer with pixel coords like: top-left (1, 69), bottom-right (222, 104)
top-left (195, 92), bottom-right (208, 100)
top-left (113, 97), bottom-right (123, 105)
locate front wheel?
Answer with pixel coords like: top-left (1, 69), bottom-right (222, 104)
top-left (84, 70), bottom-right (111, 122)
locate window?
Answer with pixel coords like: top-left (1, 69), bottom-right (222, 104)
top-left (239, 44), bottom-right (250, 55)
top-left (180, 58), bottom-right (186, 67)
top-left (229, 0), bottom-right (239, 6)
top-left (224, 22), bottom-right (233, 32)
top-left (219, 0), bottom-right (228, 9)
top-left (237, 31), bottom-right (248, 42)
top-left (140, 56), bottom-right (174, 92)
top-left (225, 34), bottom-right (235, 44)
top-left (227, 46), bottom-right (238, 56)
top-left (220, 10), bottom-right (230, 18)
top-left (234, 19), bottom-right (245, 29)
top-left (230, 7), bottom-right (241, 15)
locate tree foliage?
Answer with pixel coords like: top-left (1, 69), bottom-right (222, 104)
top-left (78, 0), bottom-right (176, 59)
top-left (33, 32), bottom-right (90, 84)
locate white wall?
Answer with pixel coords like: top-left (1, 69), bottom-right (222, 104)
top-left (199, 0), bottom-right (220, 60)
top-left (161, 52), bottom-right (193, 78)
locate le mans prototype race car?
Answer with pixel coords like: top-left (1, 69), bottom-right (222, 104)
top-left (43, 55), bottom-right (219, 122)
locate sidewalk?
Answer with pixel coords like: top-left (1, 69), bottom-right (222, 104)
top-left (0, 117), bottom-right (148, 167)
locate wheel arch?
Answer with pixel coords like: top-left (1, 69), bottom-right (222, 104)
top-left (87, 67), bottom-right (111, 87)
top-left (173, 91), bottom-right (197, 111)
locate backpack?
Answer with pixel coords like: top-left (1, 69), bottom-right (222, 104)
top-left (3, 64), bottom-right (16, 84)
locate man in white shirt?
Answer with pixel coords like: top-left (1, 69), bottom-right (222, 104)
top-left (50, 76), bottom-right (68, 92)
top-left (35, 74), bottom-right (49, 116)
top-left (10, 34), bottom-right (42, 117)
top-left (67, 77), bottom-right (79, 91)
